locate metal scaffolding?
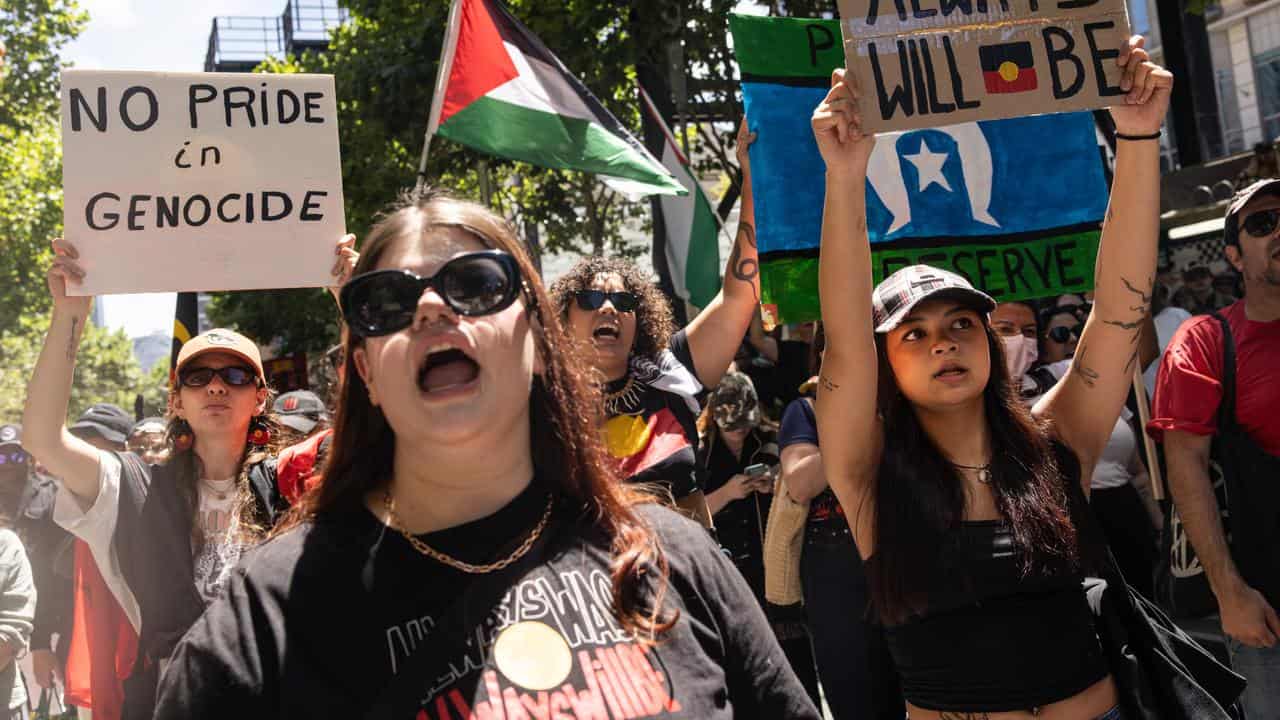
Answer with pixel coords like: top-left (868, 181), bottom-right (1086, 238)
top-left (204, 0), bottom-right (349, 72)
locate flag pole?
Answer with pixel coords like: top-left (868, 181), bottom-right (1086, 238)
top-left (1132, 366), bottom-right (1165, 501)
top-left (414, 132), bottom-right (434, 193)
top-left (419, 0), bottom-right (463, 192)
top-left (478, 156), bottom-right (492, 206)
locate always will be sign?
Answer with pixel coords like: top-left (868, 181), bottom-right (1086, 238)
top-left (838, 0), bottom-right (1131, 133)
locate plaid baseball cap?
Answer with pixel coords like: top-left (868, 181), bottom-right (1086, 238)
top-left (1224, 178), bottom-right (1280, 247)
top-left (872, 265), bottom-right (996, 333)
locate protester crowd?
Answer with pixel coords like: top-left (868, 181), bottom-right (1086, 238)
top-left (0, 32), bottom-right (1277, 720)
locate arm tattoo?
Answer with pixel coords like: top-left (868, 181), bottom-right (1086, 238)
top-left (726, 223), bottom-right (760, 301)
top-left (819, 375), bottom-right (840, 393)
top-left (1070, 341), bottom-right (1101, 388)
top-left (1099, 275), bottom-right (1153, 375)
top-left (66, 317), bottom-right (78, 362)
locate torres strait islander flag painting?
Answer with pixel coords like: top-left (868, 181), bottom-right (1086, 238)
top-left (730, 14), bottom-right (1110, 324)
top-left (427, 0), bottom-right (685, 197)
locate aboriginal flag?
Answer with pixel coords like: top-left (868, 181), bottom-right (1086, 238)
top-left (980, 42), bottom-right (1037, 94)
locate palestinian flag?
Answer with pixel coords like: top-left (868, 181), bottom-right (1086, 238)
top-left (638, 86), bottom-right (723, 309)
top-left (427, 0), bottom-right (686, 197)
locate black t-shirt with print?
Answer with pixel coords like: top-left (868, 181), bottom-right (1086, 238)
top-left (154, 477), bottom-right (819, 720)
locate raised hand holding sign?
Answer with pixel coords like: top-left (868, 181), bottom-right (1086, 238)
top-left (838, 0), bottom-right (1131, 132)
top-left (59, 70), bottom-right (347, 295)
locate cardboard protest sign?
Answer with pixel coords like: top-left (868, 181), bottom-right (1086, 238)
top-left (60, 70), bottom-right (346, 295)
top-left (730, 14), bottom-right (1109, 324)
top-left (837, 0), bottom-right (1131, 133)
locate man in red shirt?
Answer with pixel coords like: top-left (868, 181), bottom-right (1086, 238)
top-left (1149, 179), bottom-right (1280, 716)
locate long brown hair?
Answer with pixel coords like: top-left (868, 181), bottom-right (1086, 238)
top-left (298, 188), bottom-right (675, 641)
top-left (865, 319), bottom-right (1079, 624)
top-left (163, 384), bottom-right (284, 552)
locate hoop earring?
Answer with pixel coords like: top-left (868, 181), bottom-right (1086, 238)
top-left (171, 418), bottom-right (194, 452)
top-left (248, 416), bottom-right (272, 447)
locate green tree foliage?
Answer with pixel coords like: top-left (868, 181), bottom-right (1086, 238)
top-left (0, 117), bottom-right (61, 336)
top-left (0, 0), bottom-right (148, 424)
top-left (0, 312), bottom-right (144, 423)
top-left (138, 357), bottom-right (171, 418)
top-left (0, 0), bottom-right (87, 125)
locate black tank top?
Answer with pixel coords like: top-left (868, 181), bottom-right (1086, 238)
top-left (883, 444), bottom-right (1108, 713)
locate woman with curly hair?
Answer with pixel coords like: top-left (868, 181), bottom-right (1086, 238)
top-left (550, 120), bottom-right (763, 523)
top-left (153, 189), bottom-right (820, 719)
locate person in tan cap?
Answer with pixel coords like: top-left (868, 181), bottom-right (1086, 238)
top-left (22, 234), bottom-right (356, 720)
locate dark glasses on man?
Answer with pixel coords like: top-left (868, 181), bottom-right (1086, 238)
top-left (1241, 208), bottom-right (1280, 238)
top-left (1046, 324), bottom-right (1085, 344)
top-left (340, 251), bottom-right (521, 338)
top-left (179, 366), bottom-right (259, 388)
top-left (0, 451), bottom-right (28, 466)
top-left (573, 290), bottom-right (638, 313)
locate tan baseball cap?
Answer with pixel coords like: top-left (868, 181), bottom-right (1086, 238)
top-left (175, 328), bottom-right (264, 382)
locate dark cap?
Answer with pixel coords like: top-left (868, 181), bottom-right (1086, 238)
top-left (0, 425), bottom-right (20, 450)
top-left (1224, 178), bottom-right (1280, 247)
top-left (69, 404), bottom-right (133, 446)
top-left (129, 417), bottom-right (167, 436)
top-left (273, 391), bottom-right (327, 435)
top-left (872, 265), bottom-right (996, 333)
top-left (708, 371), bottom-right (760, 433)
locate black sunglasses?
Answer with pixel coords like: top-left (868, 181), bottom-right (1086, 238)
top-left (1046, 324), bottom-right (1085, 344)
top-left (574, 290), bottom-right (638, 313)
top-left (1241, 208), bottom-right (1280, 238)
top-left (179, 365), bottom-right (259, 388)
top-left (341, 251), bottom-right (522, 338)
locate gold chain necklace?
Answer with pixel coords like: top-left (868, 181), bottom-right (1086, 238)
top-left (603, 375), bottom-right (640, 416)
top-left (382, 491), bottom-right (555, 574)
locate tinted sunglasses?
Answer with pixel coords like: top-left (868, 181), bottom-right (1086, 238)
top-left (341, 251), bottom-right (521, 338)
top-left (1046, 324), bottom-right (1085, 344)
top-left (574, 290), bottom-right (638, 313)
top-left (1241, 208), bottom-right (1280, 238)
top-left (0, 451), bottom-right (28, 466)
top-left (179, 365), bottom-right (259, 388)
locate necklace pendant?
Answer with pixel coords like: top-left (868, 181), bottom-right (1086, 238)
top-left (978, 468), bottom-right (992, 484)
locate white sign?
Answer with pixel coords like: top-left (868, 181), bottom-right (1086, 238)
top-left (60, 70), bottom-right (346, 295)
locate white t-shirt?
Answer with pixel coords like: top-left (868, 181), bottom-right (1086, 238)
top-left (192, 478), bottom-right (242, 605)
top-left (1026, 359), bottom-right (1136, 490)
top-left (1143, 306), bottom-right (1193, 396)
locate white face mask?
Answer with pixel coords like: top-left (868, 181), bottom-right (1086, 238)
top-left (1001, 334), bottom-right (1039, 379)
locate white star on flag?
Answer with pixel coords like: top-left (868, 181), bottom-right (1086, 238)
top-left (904, 139), bottom-right (952, 193)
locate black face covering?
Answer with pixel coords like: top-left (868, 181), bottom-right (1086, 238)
top-left (0, 469), bottom-right (28, 520)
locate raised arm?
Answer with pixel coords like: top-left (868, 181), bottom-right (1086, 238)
top-left (22, 239), bottom-right (105, 504)
top-left (1035, 37), bottom-right (1172, 477)
top-left (811, 69), bottom-right (882, 542)
top-left (683, 119), bottom-right (761, 390)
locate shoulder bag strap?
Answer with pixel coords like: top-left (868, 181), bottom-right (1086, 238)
top-left (1210, 312), bottom-right (1238, 432)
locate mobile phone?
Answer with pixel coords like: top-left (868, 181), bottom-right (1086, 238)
top-left (744, 463), bottom-right (769, 477)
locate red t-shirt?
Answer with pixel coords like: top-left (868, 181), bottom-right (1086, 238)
top-left (1148, 300), bottom-right (1280, 456)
